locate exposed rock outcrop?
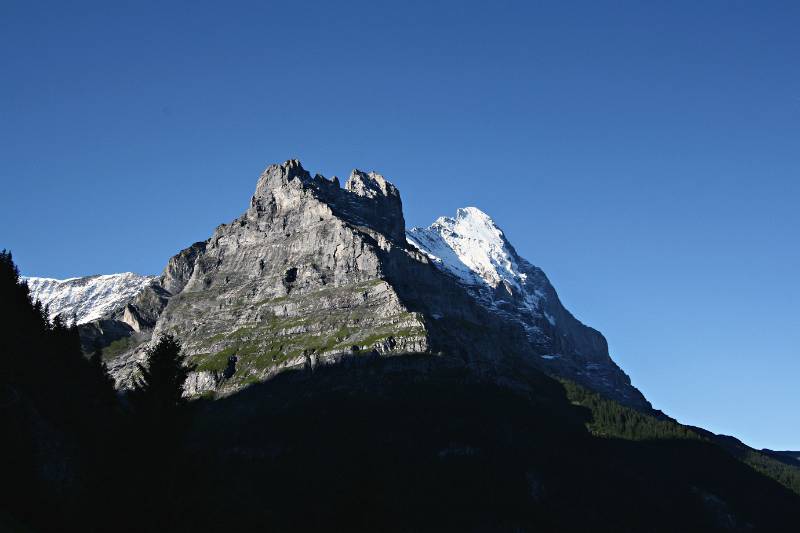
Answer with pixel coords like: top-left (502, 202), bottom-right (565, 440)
top-left (69, 159), bottom-right (649, 410)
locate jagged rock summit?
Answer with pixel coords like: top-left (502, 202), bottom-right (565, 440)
top-left (63, 160), bottom-right (648, 409)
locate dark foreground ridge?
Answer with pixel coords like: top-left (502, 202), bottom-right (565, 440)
top-left (168, 356), bottom-right (800, 532)
top-left (3, 248), bottom-right (800, 531)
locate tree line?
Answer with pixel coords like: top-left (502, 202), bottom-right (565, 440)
top-left (0, 250), bottom-right (194, 532)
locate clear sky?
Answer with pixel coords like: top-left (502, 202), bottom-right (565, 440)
top-left (1, 1), bottom-right (798, 449)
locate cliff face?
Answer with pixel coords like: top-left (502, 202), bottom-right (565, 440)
top-left (76, 160), bottom-right (648, 409)
top-left (408, 207), bottom-right (644, 407)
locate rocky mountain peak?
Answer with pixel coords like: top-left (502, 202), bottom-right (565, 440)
top-left (53, 159), bottom-right (649, 411)
top-left (339, 169), bottom-right (405, 242)
top-left (437, 207), bottom-right (510, 257)
top-left (409, 206), bottom-right (518, 290)
top-left (272, 158), bottom-right (308, 180)
top-left (251, 159), bottom-right (312, 202)
top-left (345, 169), bottom-right (399, 200)
top-left (409, 207), bottom-right (648, 408)
top-left (247, 160), bottom-right (405, 242)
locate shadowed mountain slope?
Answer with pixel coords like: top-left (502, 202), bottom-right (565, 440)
top-left (170, 355), bottom-right (800, 532)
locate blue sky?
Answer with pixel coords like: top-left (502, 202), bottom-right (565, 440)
top-left (1, 1), bottom-right (798, 449)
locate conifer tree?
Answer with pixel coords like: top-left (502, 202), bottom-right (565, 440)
top-left (130, 334), bottom-right (194, 417)
top-left (0, 250), bottom-right (123, 531)
top-left (89, 342), bottom-right (118, 412)
top-left (128, 334), bottom-right (195, 530)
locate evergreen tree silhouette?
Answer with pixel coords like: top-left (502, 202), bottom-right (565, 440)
top-left (0, 250), bottom-right (121, 532)
top-left (128, 334), bottom-right (195, 531)
top-left (89, 341), bottom-right (118, 413)
top-left (130, 334), bottom-right (194, 417)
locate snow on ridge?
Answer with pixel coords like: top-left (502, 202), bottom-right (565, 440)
top-left (407, 206), bottom-right (552, 335)
top-left (24, 272), bottom-right (155, 324)
top-left (408, 206), bottom-right (526, 291)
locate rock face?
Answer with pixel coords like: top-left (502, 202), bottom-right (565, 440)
top-left (408, 207), bottom-right (645, 407)
top-left (71, 159), bottom-right (648, 409)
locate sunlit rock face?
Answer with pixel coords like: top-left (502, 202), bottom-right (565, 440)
top-left (64, 159), bottom-right (648, 409)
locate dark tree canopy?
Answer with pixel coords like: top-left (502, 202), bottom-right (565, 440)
top-left (131, 334), bottom-right (194, 416)
top-left (88, 342), bottom-right (119, 414)
top-left (0, 250), bottom-right (121, 531)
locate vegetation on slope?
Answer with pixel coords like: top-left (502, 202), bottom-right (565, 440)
top-left (176, 363), bottom-right (800, 532)
top-left (563, 378), bottom-right (800, 497)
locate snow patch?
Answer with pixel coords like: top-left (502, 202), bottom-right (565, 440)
top-left (24, 272), bottom-right (155, 324)
top-left (407, 207), bottom-right (519, 289)
top-left (407, 207), bottom-right (549, 340)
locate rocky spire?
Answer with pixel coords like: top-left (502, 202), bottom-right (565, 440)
top-left (343, 169), bottom-right (406, 242)
top-left (247, 161), bottom-right (407, 244)
top-left (250, 159), bottom-right (311, 207)
top-left (345, 170), bottom-right (399, 199)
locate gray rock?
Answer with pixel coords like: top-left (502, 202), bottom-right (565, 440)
top-left (80, 159), bottom-right (650, 410)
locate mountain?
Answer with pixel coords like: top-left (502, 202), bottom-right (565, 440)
top-left (408, 207), bottom-right (642, 407)
top-left (24, 273), bottom-right (155, 324)
top-left (7, 163), bottom-right (800, 532)
top-left (764, 450), bottom-right (800, 465)
top-left (31, 160), bottom-right (648, 409)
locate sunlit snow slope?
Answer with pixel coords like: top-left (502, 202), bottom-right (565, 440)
top-left (406, 207), bottom-right (549, 330)
top-left (24, 273), bottom-right (155, 324)
top-left (408, 207), bottom-right (648, 408)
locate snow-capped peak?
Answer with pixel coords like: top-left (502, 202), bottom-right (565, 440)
top-left (408, 206), bottom-right (553, 340)
top-left (407, 206), bottom-right (525, 290)
top-left (24, 272), bottom-right (155, 324)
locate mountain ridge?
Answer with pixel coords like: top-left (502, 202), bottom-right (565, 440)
top-left (408, 206), bottom-right (645, 406)
top-left (24, 273), bottom-right (155, 324)
top-left (32, 160), bottom-right (648, 409)
top-left (10, 160), bottom-right (800, 531)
